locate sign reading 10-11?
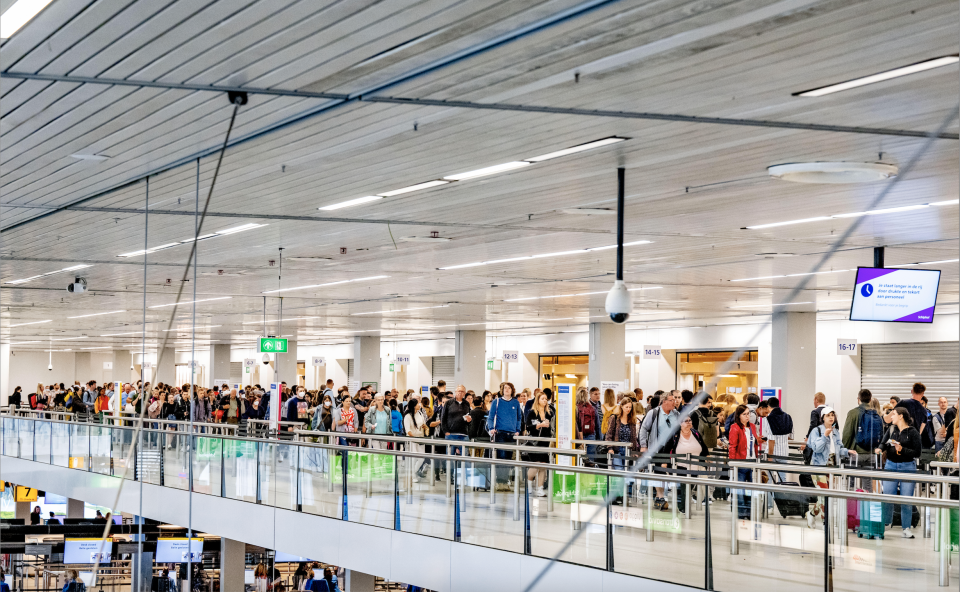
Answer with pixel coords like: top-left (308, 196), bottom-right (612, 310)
top-left (259, 337), bottom-right (288, 353)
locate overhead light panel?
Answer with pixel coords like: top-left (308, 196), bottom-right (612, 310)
top-left (68, 310), bottom-right (126, 319)
top-left (262, 275), bottom-right (388, 294)
top-left (744, 200), bottom-right (956, 230)
top-left (319, 196), bottom-right (383, 211)
top-left (352, 305), bottom-right (449, 316)
top-left (101, 331), bottom-right (143, 337)
top-left (0, 0), bottom-right (55, 39)
top-left (439, 241), bottom-right (652, 270)
top-left (49, 336), bottom-right (88, 342)
top-left (8, 320), bottom-right (52, 327)
top-left (6, 264), bottom-right (92, 285)
top-left (149, 297), bottom-right (232, 309)
top-left (794, 56), bottom-right (960, 97)
top-left (443, 162), bottom-right (532, 181)
top-left (241, 317), bottom-right (319, 324)
top-left (378, 180), bottom-right (449, 197)
top-left (730, 269), bottom-right (852, 282)
top-left (505, 286), bottom-right (661, 302)
top-left (526, 137), bottom-right (628, 162)
top-left (118, 223), bottom-right (266, 257)
top-left (9, 341), bottom-right (41, 345)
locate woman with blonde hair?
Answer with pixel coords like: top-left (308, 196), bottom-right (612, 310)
top-left (525, 392), bottom-right (555, 497)
top-left (600, 388), bottom-right (618, 436)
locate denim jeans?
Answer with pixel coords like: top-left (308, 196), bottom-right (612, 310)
top-left (583, 433), bottom-right (597, 461)
top-left (445, 433), bottom-right (468, 456)
top-left (882, 460), bottom-right (916, 530)
top-left (736, 468), bottom-right (753, 519)
top-left (493, 431), bottom-right (516, 460)
top-left (611, 455), bottom-right (634, 496)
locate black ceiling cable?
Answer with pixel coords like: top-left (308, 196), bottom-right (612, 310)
top-left (87, 91), bottom-right (247, 588)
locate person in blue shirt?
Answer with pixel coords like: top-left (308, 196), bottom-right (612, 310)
top-left (485, 382), bottom-right (523, 460)
top-left (389, 399), bottom-right (403, 437)
top-left (0, 571), bottom-right (10, 592)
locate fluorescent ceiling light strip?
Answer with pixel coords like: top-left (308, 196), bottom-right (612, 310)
top-left (163, 325), bottom-right (222, 331)
top-left (526, 137), bottom-right (628, 162)
top-left (796, 56), bottom-right (960, 97)
top-left (80, 346), bottom-right (112, 350)
top-left (352, 305), bottom-right (449, 316)
top-left (319, 195), bottom-right (383, 211)
top-left (504, 285), bottom-right (661, 302)
top-left (67, 310), bottom-right (126, 319)
top-left (9, 341), bottom-right (41, 345)
top-left (0, 0), bottom-right (55, 38)
top-left (241, 316), bottom-right (319, 324)
top-left (50, 336), bottom-right (87, 341)
top-left (262, 275), bottom-right (388, 294)
top-left (439, 241), bottom-right (651, 270)
top-left (6, 264), bottom-right (93, 285)
top-left (149, 297), bottom-right (232, 309)
top-left (730, 269), bottom-right (852, 282)
top-left (746, 200), bottom-right (957, 230)
top-left (101, 332), bottom-right (143, 337)
top-left (117, 224), bottom-right (266, 257)
top-left (443, 161), bottom-right (532, 181)
top-left (8, 320), bottom-right (52, 327)
top-left (378, 180), bottom-right (448, 197)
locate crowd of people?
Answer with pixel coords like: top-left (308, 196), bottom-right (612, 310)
top-left (7, 376), bottom-right (958, 538)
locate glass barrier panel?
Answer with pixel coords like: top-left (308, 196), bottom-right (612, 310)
top-left (193, 435), bottom-right (222, 496)
top-left (397, 441), bottom-right (453, 540)
top-left (113, 427), bottom-right (135, 478)
top-left (90, 425), bottom-right (113, 475)
top-left (52, 422), bottom-right (70, 467)
top-left (137, 430), bottom-right (163, 485)
top-left (460, 454), bottom-right (524, 553)
top-left (344, 446), bottom-right (395, 529)
top-left (713, 482), bottom-right (823, 592)
top-left (223, 438), bottom-right (258, 503)
top-left (69, 422), bottom-right (89, 469)
top-left (162, 430), bottom-right (190, 490)
top-left (531, 468), bottom-right (606, 570)
top-left (1, 417), bottom-right (16, 455)
top-left (18, 418), bottom-right (34, 461)
top-left (273, 443), bottom-right (298, 510)
top-left (34, 420), bottom-right (51, 464)
top-left (298, 437), bottom-right (340, 519)
top-left (258, 441), bottom-right (277, 507)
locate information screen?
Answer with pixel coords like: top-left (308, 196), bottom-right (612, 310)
top-left (274, 551), bottom-right (313, 563)
top-left (849, 267), bottom-right (941, 323)
top-left (64, 539), bottom-right (112, 564)
top-left (155, 538), bottom-right (203, 562)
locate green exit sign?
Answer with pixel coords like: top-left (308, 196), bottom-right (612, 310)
top-left (259, 337), bottom-right (288, 353)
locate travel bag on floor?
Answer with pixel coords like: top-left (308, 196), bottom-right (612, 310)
top-left (857, 500), bottom-right (884, 540)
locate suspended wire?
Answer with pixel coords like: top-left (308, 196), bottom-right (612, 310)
top-left (523, 105), bottom-right (959, 591)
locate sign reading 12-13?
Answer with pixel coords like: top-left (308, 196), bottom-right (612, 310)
top-left (259, 337), bottom-right (288, 353)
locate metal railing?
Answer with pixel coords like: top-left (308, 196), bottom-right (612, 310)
top-left (1, 414), bottom-right (957, 590)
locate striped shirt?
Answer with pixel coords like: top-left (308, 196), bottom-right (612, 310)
top-left (762, 419), bottom-right (791, 457)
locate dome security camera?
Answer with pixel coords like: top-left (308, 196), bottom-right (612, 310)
top-left (262, 353), bottom-right (271, 365)
top-left (48, 363), bottom-right (53, 371)
top-left (605, 280), bottom-right (632, 324)
top-left (66, 277), bottom-right (87, 293)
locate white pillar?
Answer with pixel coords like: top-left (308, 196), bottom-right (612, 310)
top-left (588, 322), bottom-right (626, 390)
top-left (0, 343), bottom-right (9, 405)
top-left (455, 330), bottom-right (486, 392)
top-left (75, 352), bottom-right (92, 384)
top-left (112, 350), bottom-right (133, 385)
top-left (220, 538), bottom-right (245, 592)
top-left (15, 500), bottom-right (31, 521)
top-left (771, 312), bottom-right (816, 427)
top-left (277, 340), bottom-right (297, 387)
top-left (354, 336), bottom-right (379, 391)
top-left (211, 344), bottom-right (231, 386)
top-left (344, 570), bottom-right (376, 592)
top-left (67, 498), bottom-right (85, 518)
top-left (156, 347), bottom-right (176, 386)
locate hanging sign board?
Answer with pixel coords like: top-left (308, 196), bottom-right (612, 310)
top-left (487, 359), bottom-right (502, 371)
top-left (311, 356), bottom-right (326, 367)
top-left (259, 337), bottom-right (288, 353)
top-left (244, 358), bottom-right (256, 368)
top-left (555, 383), bottom-right (575, 467)
top-left (643, 346), bottom-right (662, 360)
top-left (837, 339), bottom-right (857, 355)
top-left (502, 350), bottom-right (519, 363)
top-left (394, 353), bottom-right (411, 366)
top-left (103, 361), bottom-right (113, 370)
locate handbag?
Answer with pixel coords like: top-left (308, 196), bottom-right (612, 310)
top-left (935, 437), bottom-right (955, 463)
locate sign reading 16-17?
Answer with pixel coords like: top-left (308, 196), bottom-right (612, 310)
top-left (259, 337), bottom-right (288, 353)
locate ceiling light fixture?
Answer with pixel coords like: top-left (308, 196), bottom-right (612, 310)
top-left (443, 161), bottom-right (532, 181)
top-left (794, 55), bottom-right (960, 97)
top-left (149, 297), bottom-right (232, 309)
top-left (319, 195), bottom-right (383, 211)
top-left (241, 317), bottom-right (319, 324)
top-left (743, 199), bottom-right (956, 230)
top-left (5, 264), bottom-right (92, 285)
top-left (351, 305), bottom-right (449, 316)
top-left (378, 180), bottom-right (449, 197)
top-left (101, 332), bottom-right (144, 337)
top-left (768, 162), bottom-right (898, 184)
top-left (900, 258), bottom-right (960, 267)
top-left (262, 275), bottom-right (388, 295)
top-left (8, 341), bottom-right (41, 345)
top-left (117, 223), bottom-right (266, 257)
top-left (49, 336), bottom-right (88, 341)
top-left (439, 240), bottom-right (652, 270)
top-left (67, 310), bottom-right (126, 319)
top-left (80, 346), bottom-right (112, 350)
top-left (504, 286), bottom-right (662, 302)
top-left (730, 269), bottom-right (852, 282)
top-left (7, 320), bottom-right (52, 327)
top-left (0, 0), bottom-right (55, 39)
top-left (526, 137), bottom-right (628, 162)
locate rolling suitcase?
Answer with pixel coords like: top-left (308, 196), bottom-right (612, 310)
top-left (847, 488), bottom-right (864, 531)
top-left (857, 500), bottom-right (884, 540)
top-left (773, 482), bottom-right (810, 518)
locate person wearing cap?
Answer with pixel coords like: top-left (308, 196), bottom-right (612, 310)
top-left (804, 405), bottom-right (854, 528)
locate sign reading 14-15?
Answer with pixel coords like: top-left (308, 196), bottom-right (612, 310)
top-left (259, 337), bottom-right (288, 353)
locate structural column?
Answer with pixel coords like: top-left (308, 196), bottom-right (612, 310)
top-left (277, 340), bottom-right (298, 387)
top-left (220, 538), bottom-right (245, 592)
top-left (454, 330), bottom-right (486, 391)
top-left (771, 312), bottom-right (816, 427)
top-left (15, 499), bottom-right (31, 522)
top-left (75, 352), bottom-right (92, 384)
top-left (588, 322), bottom-right (626, 390)
top-left (353, 336), bottom-right (380, 391)
top-left (344, 570), bottom-right (376, 592)
top-left (156, 347), bottom-right (176, 386)
top-left (211, 344), bottom-right (231, 388)
top-left (67, 498), bottom-right (85, 518)
top-left (112, 350), bottom-right (133, 385)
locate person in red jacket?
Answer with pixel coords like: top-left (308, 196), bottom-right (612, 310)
top-left (728, 404), bottom-right (761, 519)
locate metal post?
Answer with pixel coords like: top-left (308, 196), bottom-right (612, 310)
top-left (824, 497), bottom-right (833, 592)
top-left (729, 469), bottom-right (738, 555)
top-left (623, 458), bottom-right (629, 509)
top-left (573, 469), bottom-right (582, 530)
top-left (606, 476), bottom-right (614, 572)
top-left (461, 443), bottom-right (468, 513)
top-left (685, 483), bottom-right (692, 520)
top-left (365, 450), bottom-right (373, 499)
top-left (490, 455), bottom-right (496, 506)
top-left (704, 484), bottom-right (714, 590)
top-left (547, 452), bottom-right (554, 513)
top-left (430, 442), bottom-right (436, 489)
top-left (326, 437), bottom-right (333, 493)
top-left (513, 448), bottom-right (520, 521)
top-left (646, 474), bottom-right (654, 542)
top-left (446, 457), bottom-right (452, 499)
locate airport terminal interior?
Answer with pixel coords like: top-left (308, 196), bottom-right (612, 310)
top-left (0, 0), bottom-right (957, 591)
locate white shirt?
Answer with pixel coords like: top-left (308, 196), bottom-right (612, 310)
top-left (761, 419), bottom-right (791, 457)
top-left (745, 426), bottom-right (756, 460)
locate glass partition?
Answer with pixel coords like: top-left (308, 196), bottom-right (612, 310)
top-left (68, 422), bottom-right (88, 469)
top-left (51, 421), bottom-right (70, 467)
top-left (18, 418), bottom-right (34, 461)
top-left (34, 420), bottom-right (51, 464)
